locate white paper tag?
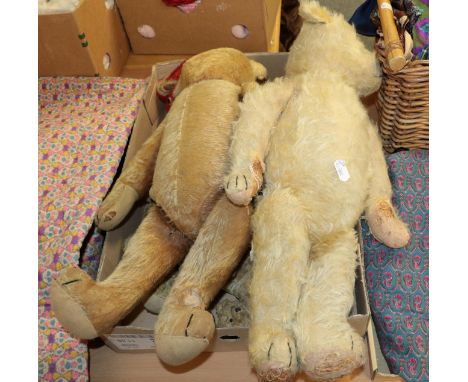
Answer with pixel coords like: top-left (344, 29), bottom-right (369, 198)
top-left (106, 334), bottom-right (155, 350)
top-left (334, 160), bottom-right (350, 182)
top-left (380, 2), bottom-right (392, 10)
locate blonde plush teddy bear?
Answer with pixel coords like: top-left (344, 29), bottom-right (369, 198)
top-left (225, 2), bottom-right (410, 381)
top-left (50, 48), bottom-right (267, 366)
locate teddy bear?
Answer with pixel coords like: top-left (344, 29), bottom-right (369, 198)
top-left (224, 2), bottom-right (410, 381)
top-left (50, 47), bottom-right (267, 366)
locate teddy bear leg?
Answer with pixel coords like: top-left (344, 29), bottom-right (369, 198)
top-left (96, 124), bottom-right (164, 231)
top-left (155, 195), bottom-right (251, 366)
top-left (51, 204), bottom-right (190, 339)
top-left (249, 189), bottom-right (310, 382)
top-left (365, 123), bottom-right (410, 248)
top-left (295, 229), bottom-right (366, 381)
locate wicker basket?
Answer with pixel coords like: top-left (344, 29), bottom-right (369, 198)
top-left (375, 37), bottom-right (429, 153)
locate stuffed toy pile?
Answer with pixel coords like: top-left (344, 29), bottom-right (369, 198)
top-left (225, 1), bottom-right (410, 381)
top-left (50, 47), bottom-right (267, 365)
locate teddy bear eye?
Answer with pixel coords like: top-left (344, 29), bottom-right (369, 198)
top-left (256, 77), bottom-right (267, 85)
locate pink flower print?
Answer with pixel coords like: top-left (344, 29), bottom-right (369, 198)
top-left (424, 161), bottom-right (429, 175)
top-left (404, 315), bottom-right (414, 330)
top-left (394, 252), bottom-right (404, 268)
top-left (424, 195), bottom-right (429, 209)
top-left (384, 314), bottom-right (394, 330)
top-left (395, 335), bottom-right (405, 352)
top-left (396, 175), bottom-right (405, 189)
top-left (413, 295), bottom-right (423, 312)
top-left (377, 251), bottom-right (386, 265)
top-left (375, 292), bottom-right (383, 308)
top-left (412, 255), bottom-right (421, 270)
top-left (423, 235), bottom-right (429, 250)
top-left (404, 273), bottom-right (413, 288)
top-left (414, 214), bottom-right (423, 231)
top-left (424, 318), bottom-right (429, 332)
top-left (415, 335), bottom-right (425, 353)
top-left (367, 271), bottom-right (374, 288)
top-left (384, 272), bottom-right (394, 288)
top-left (405, 193), bottom-right (415, 209)
top-left (414, 177), bottom-right (423, 191)
top-left (393, 293), bottom-right (403, 310)
top-left (423, 275), bottom-right (429, 290)
top-left (405, 161), bottom-right (414, 174)
top-left (408, 358), bottom-right (418, 375)
top-left (389, 159), bottom-right (398, 171)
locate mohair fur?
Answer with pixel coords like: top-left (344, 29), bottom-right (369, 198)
top-left (50, 48), bottom-right (267, 365)
top-left (225, 2), bottom-right (410, 381)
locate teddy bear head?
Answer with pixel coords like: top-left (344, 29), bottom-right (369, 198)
top-left (174, 48), bottom-right (267, 96)
top-left (286, 0), bottom-right (382, 96)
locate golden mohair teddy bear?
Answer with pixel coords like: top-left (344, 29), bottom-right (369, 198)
top-left (225, 2), bottom-right (410, 381)
top-left (50, 47), bottom-right (267, 366)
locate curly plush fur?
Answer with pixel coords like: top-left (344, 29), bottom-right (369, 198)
top-left (225, 2), bottom-right (410, 381)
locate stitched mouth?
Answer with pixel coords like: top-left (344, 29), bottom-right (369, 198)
top-left (185, 313), bottom-right (194, 336)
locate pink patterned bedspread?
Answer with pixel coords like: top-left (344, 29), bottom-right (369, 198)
top-left (38, 77), bottom-right (147, 381)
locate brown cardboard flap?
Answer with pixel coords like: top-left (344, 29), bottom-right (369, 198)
top-left (349, 237), bottom-right (370, 337)
top-left (143, 65), bottom-right (160, 126)
top-left (116, 0), bottom-right (273, 54)
top-left (39, 12), bottom-right (95, 76)
top-left (74, 0), bottom-right (129, 76)
top-left (39, 0), bottom-right (129, 77)
top-left (367, 320), bottom-right (404, 381)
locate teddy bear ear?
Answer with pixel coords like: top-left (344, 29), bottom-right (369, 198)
top-left (299, 0), bottom-right (333, 24)
top-left (249, 60), bottom-right (268, 83)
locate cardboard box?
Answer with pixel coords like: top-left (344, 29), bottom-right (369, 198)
top-left (367, 319), bottom-right (404, 381)
top-left (115, 0), bottom-right (281, 54)
top-left (39, 0), bottom-right (130, 77)
top-left (97, 52), bottom-right (374, 353)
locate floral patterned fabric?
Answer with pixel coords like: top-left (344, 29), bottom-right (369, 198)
top-left (362, 149), bottom-right (429, 382)
top-left (413, 0), bottom-right (429, 59)
top-left (38, 77), bottom-right (147, 381)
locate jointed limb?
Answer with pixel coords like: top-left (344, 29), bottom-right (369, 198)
top-left (51, 204), bottom-right (190, 339)
top-left (249, 189), bottom-right (310, 381)
top-left (364, 122), bottom-right (410, 248)
top-left (96, 122), bottom-right (165, 230)
top-left (225, 79), bottom-right (294, 206)
top-left (155, 195), bottom-right (252, 366)
top-left (294, 229), bottom-right (365, 381)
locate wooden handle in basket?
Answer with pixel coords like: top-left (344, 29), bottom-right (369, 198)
top-left (376, 0), bottom-right (406, 71)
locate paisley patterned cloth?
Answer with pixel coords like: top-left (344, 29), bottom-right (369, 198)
top-left (38, 77), bottom-right (147, 381)
top-left (362, 149), bottom-right (429, 382)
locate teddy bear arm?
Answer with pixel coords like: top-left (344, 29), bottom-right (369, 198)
top-left (118, 121), bottom-right (165, 197)
top-left (364, 121), bottom-right (410, 248)
top-left (96, 122), bottom-right (165, 230)
top-left (229, 78), bottom-right (293, 171)
top-left (225, 79), bottom-right (294, 206)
